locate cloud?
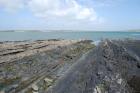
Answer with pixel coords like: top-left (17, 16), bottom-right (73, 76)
top-left (0, 0), bottom-right (106, 30)
top-left (78, 0), bottom-right (122, 8)
top-left (0, 0), bottom-right (101, 21)
top-left (28, 0), bottom-right (98, 21)
top-left (0, 0), bottom-right (24, 12)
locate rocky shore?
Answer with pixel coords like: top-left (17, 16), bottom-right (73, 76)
top-left (0, 39), bottom-right (94, 93)
top-left (0, 39), bottom-right (140, 93)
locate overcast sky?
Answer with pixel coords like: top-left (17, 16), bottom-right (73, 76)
top-left (0, 0), bottom-right (140, 31)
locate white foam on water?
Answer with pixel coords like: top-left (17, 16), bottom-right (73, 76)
top-left (92, 40), bottom-right (101, 46)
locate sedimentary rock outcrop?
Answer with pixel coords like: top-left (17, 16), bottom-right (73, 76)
top-left (47, 39), bottom-right (140, 93)
top-left (0, 39), bottom-right (94, 93)
top-left (0, 39), bottom-right (140, 93)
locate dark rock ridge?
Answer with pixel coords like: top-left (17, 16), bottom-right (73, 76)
top-left (0, 39), bottom-right (94, 93)
top-left (0, 39), bottom-right (140, 93)
top-left (47, 39), bottom-right (140, 93)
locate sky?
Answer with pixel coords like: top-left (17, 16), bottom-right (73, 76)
top-left (0, 0), bottom-right (140, 31)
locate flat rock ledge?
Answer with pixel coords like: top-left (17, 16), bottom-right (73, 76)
top-left (47, 39), bottom-right (140, 93)
top-left (0, 39), bottom-right (140, 93)
top-left (0, 39), bottom-right (94, 93)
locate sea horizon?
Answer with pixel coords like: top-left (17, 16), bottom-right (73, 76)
top-left (0, 31), bottom-right (140, 41)
top-left (0, 29), bottom-right (140, 32)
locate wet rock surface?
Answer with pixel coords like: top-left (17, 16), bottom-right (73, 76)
top-left (47, 39), bottom-right (140, 93)
top-left (0, 39), bottom-right (94, 93)
top-left (0, 39), bottom-right (140, 93)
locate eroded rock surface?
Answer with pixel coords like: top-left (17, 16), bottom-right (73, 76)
top-left (47, 39), bottom-right (140, 93)
top-left (0, 39), bottom-right (94, 93)
top-left (0, 39), bottom-right (140, 93)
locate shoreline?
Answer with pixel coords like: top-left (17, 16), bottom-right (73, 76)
top-left (0, 39), bottom-right (140, 93)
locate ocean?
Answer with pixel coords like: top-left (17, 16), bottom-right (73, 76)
top-left (0, 31), bottom-right (140, 41)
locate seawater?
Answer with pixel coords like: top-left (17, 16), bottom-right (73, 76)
top-left (0, 31), bottom-right (140, 41)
